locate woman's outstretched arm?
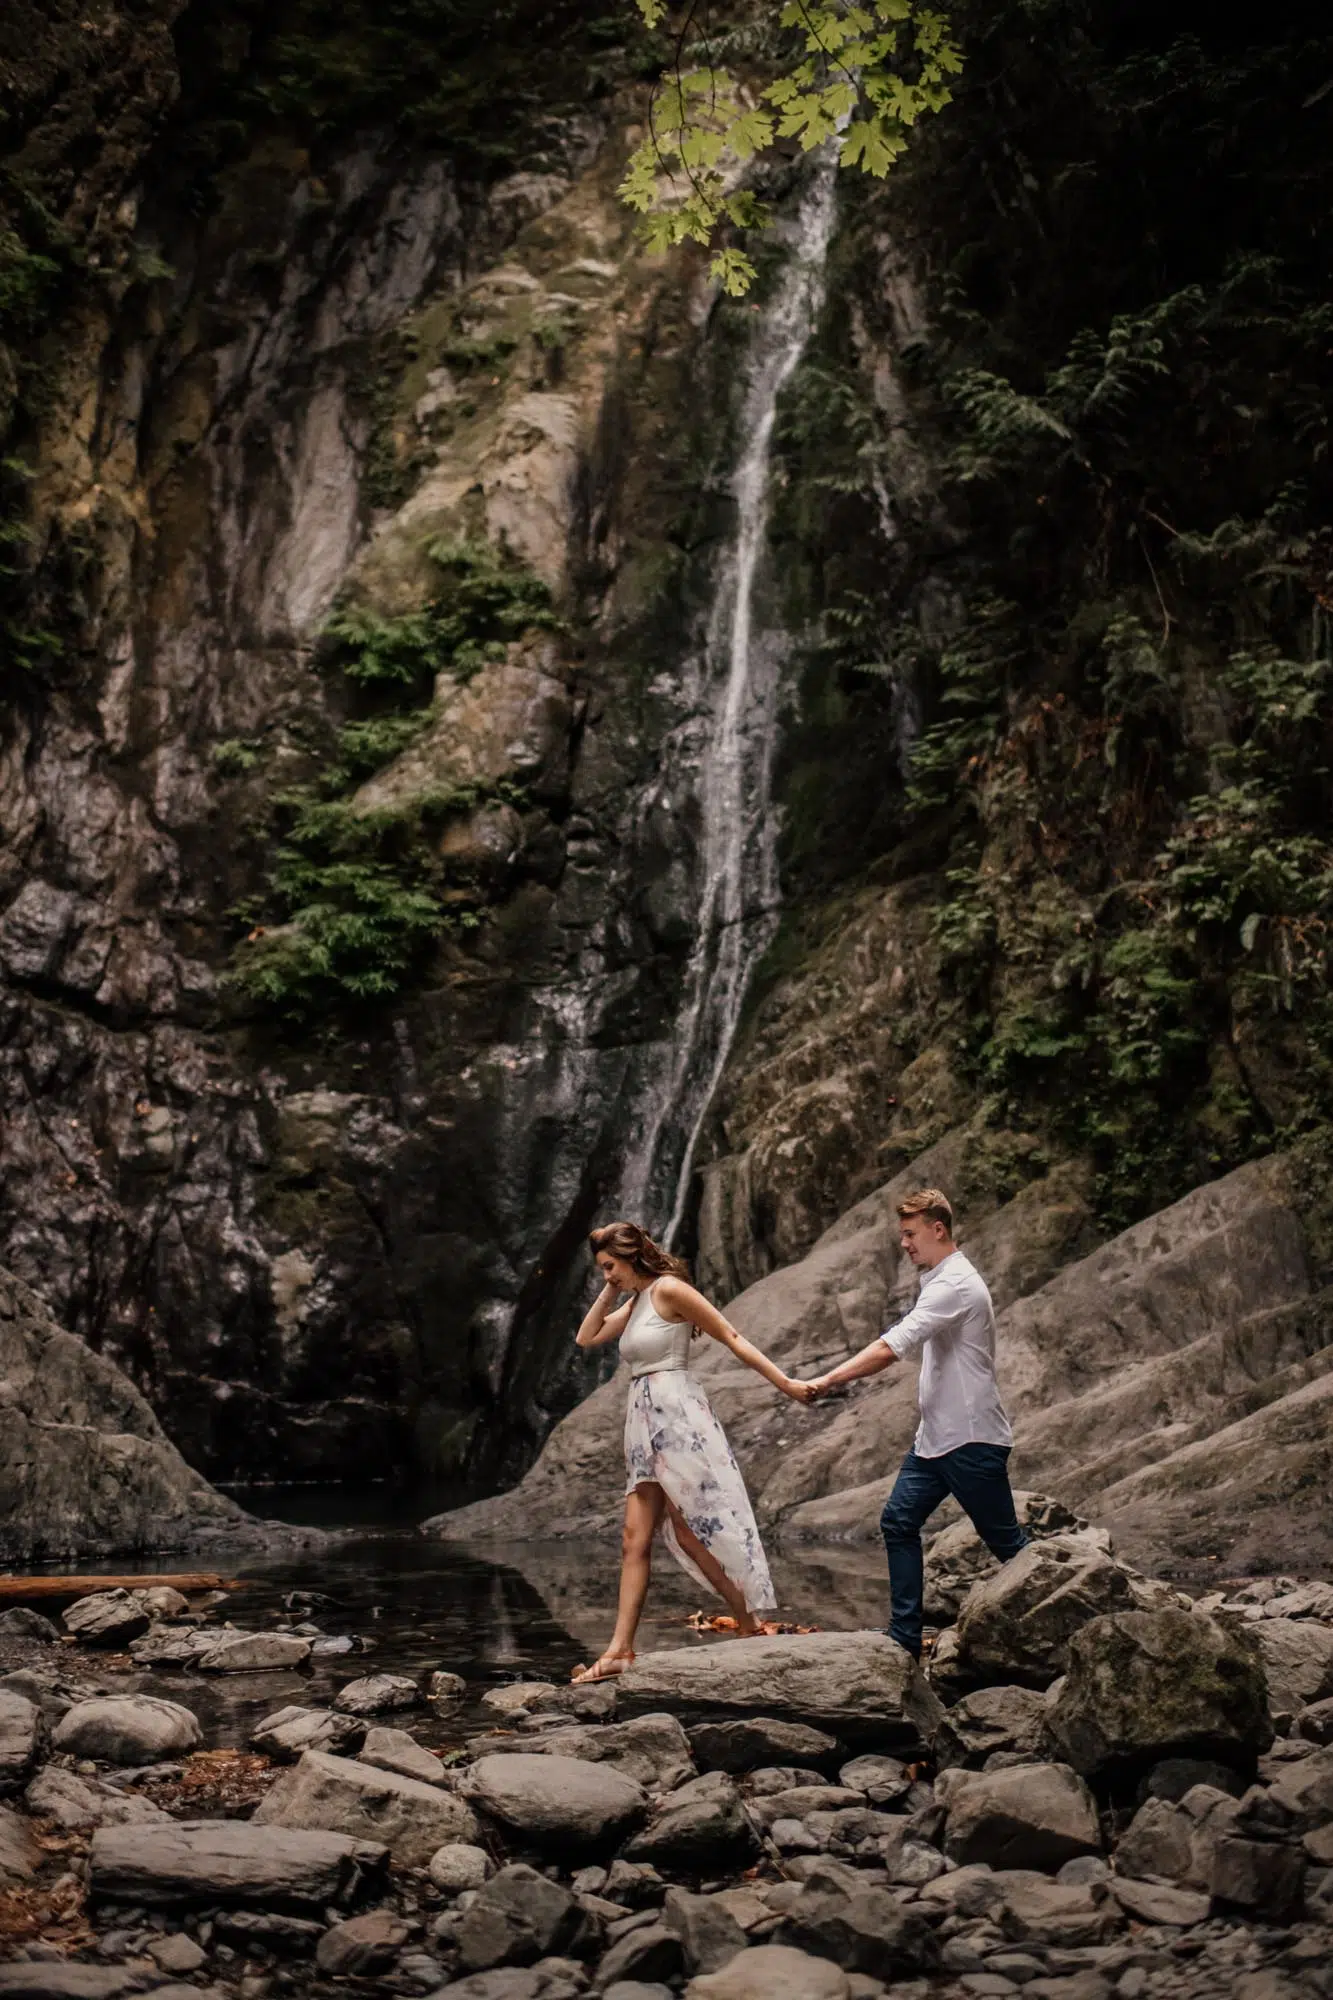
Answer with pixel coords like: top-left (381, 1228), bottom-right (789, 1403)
top-left (652, 1277), bottom-right (803, 1396)
top-left (576, 1282), bottom-right (635, 1349)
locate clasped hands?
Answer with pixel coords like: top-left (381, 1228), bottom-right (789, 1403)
top-left (781, 1372), bottom-right (834, 1406)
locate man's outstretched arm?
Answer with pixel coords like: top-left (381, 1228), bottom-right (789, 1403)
top-left (807, 1339), bottom-right (899, 1398)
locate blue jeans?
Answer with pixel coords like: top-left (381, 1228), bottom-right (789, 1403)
top-left (880, 1443), bottom-right (1029, 1657)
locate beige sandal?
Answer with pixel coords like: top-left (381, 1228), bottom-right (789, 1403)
top-left (570, 1651), bottom-right (636, 1684)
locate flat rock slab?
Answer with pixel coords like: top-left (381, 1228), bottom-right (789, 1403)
top-left (88, 1817), bottom-right (387, 1909)
top-left (0, 1801), bottom-right (37, 1885)
top-left (333, 1673), bottom-right (421, 1715)
top-left (686, 1944), bottom-right (851, 1998)
top-left (196, 1631), bottom-right (312, 1672)
top-left (62, 1590), bottom-right (151, 1648)
top-left (53, 1694), bottom-right (202, 1765)
top-left (688, 1718), bottom-right (839, 1774)
top-left (0, 1688), bottom-right (46, 1793)
top-left (616, 1632), bottom-right (942, 1751)
top-left (944, 1761), bottom-right (1102, 1871)
top-left (461, 1752), bottom-right (647, 1854)
top-left (499, 1714), bottom-right (695, 1792)
top-left (359, 1724), bottom-right (447, 1785)
top-left (1110, 1875), bottom-right (1211, 1926)
top-left (254, 1748), bottom-right (478, 1865)
top-left (0, 1969), bottom-right (163, 2000)
top-left (250, 1704), bottom-right (366, 1761)
top-left (26, 1764), bottom-right (170, 1830)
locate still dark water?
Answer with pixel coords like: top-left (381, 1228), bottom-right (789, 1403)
top-left (58, 1484), bottom-right (892, 1751)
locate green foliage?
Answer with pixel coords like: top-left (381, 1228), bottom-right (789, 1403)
top-left (620, 1), bottom-right (960, 290)
top-left (335, 710), bottom-right (431, 778)
top-left (0, 229), bottom-right (61, 333)
top-left (325, 537), bottom-right (556, 690)
top-left (903, 599), bottom-right (1021, 813)
top-left (212, 738), bottom-right (262, 776)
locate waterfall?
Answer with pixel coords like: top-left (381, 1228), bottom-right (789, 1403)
top-left (622, 154), bottom-right (840, 1245)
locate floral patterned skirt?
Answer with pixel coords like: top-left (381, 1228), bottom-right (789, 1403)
top-left (624, 1368), bottom-right (777, 1613)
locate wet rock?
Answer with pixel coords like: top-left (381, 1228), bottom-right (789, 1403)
top-left (250, 1704), bottom-right (367, 1760)
top-left (129, 1625), bottom-right (222, 1667)
top-left (255, 1748), bottom-right (479, 1864)
top-left (25, 1764), bottom-right (169, 1829)
top-left (688, 1718), bottom-right (839, 1774)
top-left (52, 1694), bottom-right (202, 1765)
top-left (333, 1672), bottom-right (422, 1715)
top-left (943, 1762), bottom-right (1102, 1871)
top-left (1108, 1877), bottom-right (1210, 1926)
top-left (430, 1670), bottom-right (468, 1702)
top-left (61, 1591), bottom-right (151, 1649)
top-left (776, 1884), bottom-right (938, 1977)
top-left (1046, 1609), bottom-right (1271, 1781)
top-left (147, 1934), bottom-right (207, 1974)
top-left (482, 1682), bottom-right (558, 1718)
top-left (430, 1841), bottom-right (494, 1892)
top-left (133, 1586), bottom-right (191, 1619)
top-left (359, 1724), bottom-right (447, 1784)
top-left (0, 1608), bottom-right (59, 1642)
top-left (460, 1751), bottom-right (646, 1855)
top-left (88, 1816), bottom-right (388, 1907)
top-left (617, 1633), bottom-right (942, 1751)
top-left (316, 1908), bottom-right (412, 1974)
top-left (954, 1541), bottom-right (1181, 1691)
top-left (622, 1770), bottom-right (759, 1871)
top-left (0, 1801), bottom-right (37, 1885)
top-left (598, 1924), bottom-right (687, 1988)
top-left (662, 1887), bottom-right (748, 1974)
top-left (456, 1862), bottom-right (584, 1970)
top-left (934, 1686), bottom-right (1052, 1770)
top-left (685, 1944), bottom-right (852, 1998)
top-left (511, 1714), bottom-right (695, 1791)
top-left (0, 1689), bottom-right (46, 1793)
top-left (197, 1631), bottom-right (312, 1672)
top-left (838, 1755), bottom-right (909, 1805)
top-left (1253, 1620), bottom-right (1333, 1715)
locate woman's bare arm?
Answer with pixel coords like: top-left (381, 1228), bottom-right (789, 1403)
top-left (576, 1283), bottom-right (634, 1349)
top-left (652, 1277), bottom-right (802, 1396)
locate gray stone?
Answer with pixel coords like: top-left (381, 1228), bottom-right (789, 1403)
top-left (1109, 1877), bottom-right (1210, 1926)
top-left (1144, 1754), bottom-right (1245, 1802)
top-left (604, 1859), bottom-right (667, 1906)
top-left (1112, 1794), bottom-right (1198, 1883)
top-left (1265, 1742), bottom-right (1333, 1821)
top-left (52, 1694), bottom-right (202, 1765)
top-left (598, 1924), bottom-right (686, 1988)
top-left (925, 1493), bottom-right (1110, 1623)
top-left (333, 1672), bottom-right (422, 1715)
top-left (430, 1841), bottom-right (494, 1892)
top-left (954, 1541), bottom-right (1181, 1692)
top-left (430, 1670), bottom-right (468, 1702)
top-left (213, 1908), bottom-right (325, 1953)
top-left (147, 1934), bottom-right (207, 1974)
top-left (662, 1887), bottom-right (748, 1974)
top-left (0, 1972), bottom-right (157, 2000)
top-left (25, 1763), bottom-right (169, 1829)
top-left (0, 1689), bottom-right (46, 1793)
top-left (197, 1630), bottom-right (312, 1672)
top-left (134, 1586), bottom-right (191, 1619)
top-left (88, 1816), bottom-right (388, 1907)
top-left (745, 1764), bottom-right (833, 1795)
top-left (935, 1686), bottom-right (1052, 1770)
top-left (316, 1908), bottom-right (411, 1974)
top-left (749, 1785), bottom-right (868, 1830)
top-left (1046, 1609), bottom-right (1271, 1779)
top-left (604, 1987), bottom-right (676, 2000)
top-left (359, 1723), bottom-right (447, 1784)
top-left (129, 1624), bottom-right (222, 1667)
top-left (689, 1718), bottom-right (839, 1774)
top-left (838, 1755), bottom-right (909, 1805)
top-left (777, 1885), bottom-right (938, 1976)
top-left (618, 1632), bottom-right (942, 1751)
top-left (456, 1863), bottom-right (582, 1970)
top-left (944, 1762), bottom-right (1102, 1872)
top-left (61, 1590), bottom-right (151, 1649)
top-left (685, 1945), bottom-right (852, 1999)
top-left (1295, 1695), bottom-right (1333, 1745)
top-left (250, 1703), bottom-right (367, 1760)
top-left (1209, 1835), bottom-right (1304, 1917)
top-left (509, 1713), bottom-right (695, 1792)
top-left (481, 1682), bottom-right (557, 1717)
top-left (255, 1748), bottom-right (479, 1863)
top-left (1253, 1620), bottom-right (1333, 1715)
top-left (623, 1770), bottom-right (759, 1870)
top-left (0, 1608), bottom-right (59, 1642)
top-left (0, 1801), bottom-right (37, 1885)
top-left (461, 1751), bottom-right (646, 1854)
top-left (990, 1872), bottom-right (1123, 1947)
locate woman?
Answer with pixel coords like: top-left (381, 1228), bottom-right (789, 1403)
top-left (570, 1219), bottom-right (808, 1684)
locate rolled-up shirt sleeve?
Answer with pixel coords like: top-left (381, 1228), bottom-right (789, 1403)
top-left (881, 1277), bottom-right (962, 1358)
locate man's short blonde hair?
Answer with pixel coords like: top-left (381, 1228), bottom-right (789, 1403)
top-left (896, 1187), bottom-right (954, 1234)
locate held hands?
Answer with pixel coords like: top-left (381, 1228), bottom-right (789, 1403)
top-left (781, 1374), bottom-right (829, 1405)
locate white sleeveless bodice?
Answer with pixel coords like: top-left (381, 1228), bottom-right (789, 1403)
top-left (620, 1284), bottom-right (692, 1379)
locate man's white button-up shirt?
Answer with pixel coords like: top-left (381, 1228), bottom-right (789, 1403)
top-left (881, 1249), bottom-right (1014, 1459)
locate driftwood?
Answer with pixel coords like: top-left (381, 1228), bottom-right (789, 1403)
top-left (0, 1572), bottom-right (238, 1602)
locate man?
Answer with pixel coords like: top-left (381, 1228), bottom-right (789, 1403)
top-left (802, 1187), bottom-right (1028, 1659)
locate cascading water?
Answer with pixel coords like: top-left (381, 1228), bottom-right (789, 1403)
top-left (619, 154), bottom-right (840, 1244)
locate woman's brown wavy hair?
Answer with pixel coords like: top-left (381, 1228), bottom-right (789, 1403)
top-left (588, 1220), bottom-right (689, 1282)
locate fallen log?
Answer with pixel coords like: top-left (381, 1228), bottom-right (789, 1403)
top-left (0, 1572), bottom-right (240, 1603)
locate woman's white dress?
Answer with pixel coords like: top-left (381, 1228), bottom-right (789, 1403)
top-left (620, 1284), bottom-right (776, 1614)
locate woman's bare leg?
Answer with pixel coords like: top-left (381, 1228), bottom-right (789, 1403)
top-left (666, 1499), bottom-right (765, 1636)
top-left (572, 1483), bottom-right (664, 1681)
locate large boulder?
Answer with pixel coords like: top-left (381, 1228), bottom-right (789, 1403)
top-left (933, 1685), bottom-right (1051, 1770)
top-left (89, 1818), bottom-right (388, 1908)
top-left (0, 1803), bottom-right (37, 1886)
top-left (52, 1694), bottom-right (202, 1765)
top-left (196, 1631), bottom-right (312, 1672)
top-left (1047, 1609), bottom-right (1271, 1781)
top-left (358, 1725), bottom-right (447, 1786)
top-left (942, 1761), bottom-right (1102, 1870)
top-left (487, 1714), bottom-right (695, 1792)
top-left (924, 1492), bottom-right (1112, 1622)
top-left (0, 1265), bottom-right (253, 1562)
top-left (460, 1752), bottom-right (646, 1855)
top-left (0, 1690), bottom-right (46, 1794)
top-left (616, 1633), bottom-right (942, 1751)
top-left (250, 1705), bottom-right (366, 1761)
top-left (24, 1764), bottom-right (169, 1831)
top-left (686, 1944), bottom-right (852, 1999)
top-left (455, 1862), bottom-right (584, 1971)
top-left (333, 1673), bottom-right (421, 1716)
top-left (953, 1538), bottom-right (1182, 1690)
top-left (688, 1718), bottom-right (838, 1774)
top-left (254, 1749), bottom-right (479, 1865)
top-left (622, 1772), bottom-right (759, 1871)
top-left (1252, 1619), bottom-right (1333, 1715)
top-left (62, 1590), bottom-right (151, 1649)
top-left (776, 1884), bottom-right (938, 1978)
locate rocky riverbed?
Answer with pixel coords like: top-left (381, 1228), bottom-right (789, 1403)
top-left (2, 1532), bottom-right (1332, 2000)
